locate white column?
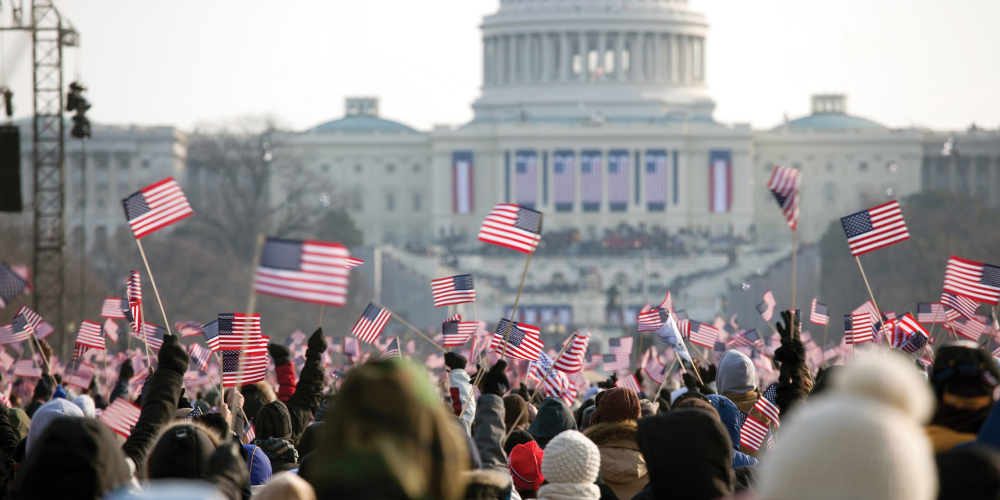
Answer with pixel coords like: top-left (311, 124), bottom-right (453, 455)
top-left (495, 36), bottom-right (504, 84)
top-left (677, 35), bottom-right (686, 83)
top-left (670, 34), bottom-right (679, 83)
top-left (597, 31), bottom-right (606, 80)
top-left (483, 38), bottom-right (491, 85)
top-left (541, 33), bottom-right (551, 82)
top-left (652, 33), bottom-right (662, 82)
top-left (685, 35), bottom-right (694, 83)
top-left (616, 32), bottom-right (625, 81)
top-left (508, 35), bottom-right (517, 84)
top-left (633, 33), bottom-right (645, 81)
top-left (578, 33), bottom-right (587, 81)
top-left (560, 32), bottom-right (569, 81)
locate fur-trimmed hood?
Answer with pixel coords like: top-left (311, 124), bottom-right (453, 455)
top-left (463, 468), bottom-right (511, 500)
top-left (584, 420), bottom-right (648, 498)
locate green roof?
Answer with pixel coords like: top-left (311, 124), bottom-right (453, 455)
top-left (776, 112), bottom-right (886, 131)
top-left (309, 115), bottom-right (417, 133)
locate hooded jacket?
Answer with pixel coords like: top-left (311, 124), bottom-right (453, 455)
top-left (706, 395), bottom-right (759, 469)
top-left (285, 339), bottom-right (327, 446)
top-left (304, 359), bottom-right (469, 500)
top-left (25, 398), bottom-right (83, 455)
top-left (13, 416), bottom-right (132, 500)
top-left (528, 398), bottom-right (577, 450)
top-left (584, 420), bottom-right (648, 500)
top-left (634, 410), bottom-right (734, 500)
top-left (715, 350), bottom-right (772, 457)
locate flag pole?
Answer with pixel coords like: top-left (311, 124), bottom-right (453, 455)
top-left (388, 309), bottom-right (445, 353)
top-left (527, 332), bottom-right (576, 407)
top-left (318, 305), bottom-right (325, 328)
top-left (28, 334), bottom-right (51, 373)
top-left (134, 239), bottom-right (173, 337)
top-left (246, 233), bottom-right (266, 315)
top-left (655, 356), bottom-right (680, 397)
top-left (791, 229), bottom-right (798, 311)
top-left (821, 321), bottom-right (829, 368)
top-left (101, 338), bottom-right (110, 403)
top-left (854, 256), bottom-right (886, 340)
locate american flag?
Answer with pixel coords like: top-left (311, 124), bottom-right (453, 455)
top-left (554, 332), bottom-right (590, 373)
top-left (0, 261), bottom-right (30, 310)
top-left (944, 256), bottom-right (1000, 306)
top-left (642, 351), bottom-right (667, 385)
top-left (477, 204), bottom-right (543, 254)
top-left (615, 373), bottom-right (642, 394)
top-left (13, 359), bottom-right (41, 378)
top-left (0, 350), bottom-right (13, 372)
top-left (950, 316), bottom-right (986, 342)
top-left (122, 177), bottom-right (194, 238)
top-left (426, 353), bottom-right (445, 369)
top-left (608, 150), bottom-right (629, 210)
top-left (843, 315), bottom-right (854, 344)
top-left (603, 353), bottom-right (630, 372)
top-left (216, 313), bottom-right (261, 350)
top-left (753, 383), bottom-right (781, 427)
top-left (0, 313), bottom-right (33, 344)
top-left (374, 338), bottom-right (400, 361)
top-left (850, 312), bottom-right (875, 344)
top-left (254, 238), bottom-right (350, 307)
top-left (174, 321), bottom-right (204, 338)
top-left (345, 257), bottom-right (364, 270)
top-left (985, 338), bottom-right (1000, 358)
top-left (490, 319), bottom-right (543, 361)
top-left (917, 303), bottom-right (947, 324)
top-left (739, 412), bottom-right (769, 451)
top-left (126, 271), bottom-right (143, 334)
top-left (76, 320), bottom-right (105, 349)
top-left (16, 306), bottom-right (53, 340)
top-left (767, 166), bottom-right (801, 230)
top-left (442, 319), bottom-right (478, 347)
top-left (941, 292), bottom-right (979, 320)
top-left (660, 292), bottom-right (674, 313)
top-left (221, 336), bottom-right (269, 387)
top-left (143, 324), bottom-right (167, 350)
top-left (580, 152), bottom-right (602, 211)
top-left (897, 313), bottom-right (929, 354)
top-left (352, 302), bottom-right (391, 344)
top-left (202, 320), bottom-right (220, 351)
top-left (343, 336), bottom-right (361, 358)
top-left (689, 321), bottom-right (721, 349)
top-left (242, 423), bottom-right (255, 444)
top-left (840, 200), bottom-right (910, 257)
top-left (810, 299), bottom-right (829, 326)
top-left (328, 336), bottom-right (342, 354)
top-left (101, 298), bottom-right (127, 319)
top-left (584, 353), bottom-right (603, 371)
top-left (515, 151), bottom-right (538, 207)
top-left (608, 337), bottom-right (633, 357)
top-left (553, 151), bottom-right (575, 211)
top-left (189, 343), bottom-right (212, 371)
top-left (637, 307), bottom-right (669, 332)
top-left (431, 274), bottom-right (476, 307)
top-left (730, 329), bottom-right (763, 349)
top-left (103, 319), bottom-right (120, 343)
top-left (101, 399), bottom-right (142, 437)
top-left (757, 291), bottom-right (777, 322)
top-left (67, 363), bottom-right (96, 389)
top-left (528, 355), bottom-right (577, 407)
top-left (285, 329), bottom-right (307, 349)
top-left (645, 151), bottom-right (668, 210)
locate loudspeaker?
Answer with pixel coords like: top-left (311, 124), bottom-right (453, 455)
top-left (0, 125), bottom-right (21, 212)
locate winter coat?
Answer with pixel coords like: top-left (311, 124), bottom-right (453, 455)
top-left (584, 420), bottom-right (648, 500)
top-left (528, 397), bottom-right (577, 449)
top-left (121, 354), bottom-right (186, 477)
top-left (13, 417), bottom-right (132, 500)
top-left (0, 407), bottom-right (19, 493)
top-left (449, 368), bottom-right (476, 433)
top-left (634, 409), bottom-right (734, 500)
top-left (472, 393), bottom-right (508, 471)
top-left (706, 395), bottom-right (759, 469)
top-left (285, 342), bottom-right (326, 446)
top-left (275, 361), bottom-right (297, 402)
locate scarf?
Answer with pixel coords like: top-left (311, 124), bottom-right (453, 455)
top-left (537, 483), bottom-right (600, 500)
top-left (257, 437), bottom-right (299, 464)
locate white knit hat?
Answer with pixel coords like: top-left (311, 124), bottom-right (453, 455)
top-left (541, 430), bottom-right (601, 483)
top-left (757, 352), bottom-right (937, 500)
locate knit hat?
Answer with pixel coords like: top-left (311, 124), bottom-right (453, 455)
top-left (932, 345), bottom-right (1000, 399)
top-left (503, 394), bottom-right (529, 431)
top-left (26, 398), bottom-right (84, 454)
top-left (716, 350), bottom-right (757, 396)
top-left (539, 430), bottom-right (601, 497)
top-left (72, 394), bottom-right (96, 418)
top-left (146, 423), bottom-right (220, 480)
top-left (504, 429), bottom-right (536, 457)
top-left (756, 352), bottom-right (937, 500)
top-left (589, 387), bottom-right (641, 425)
top-left (255, 400), bottom-right (293, 441)
top-left (673, 397), bottom-right (720, 419)
top-left (241, 381), bottom-right (277, 425)
top-left (508, 441), bottom-right (545, 491)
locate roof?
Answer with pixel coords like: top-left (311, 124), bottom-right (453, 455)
top-left (776, 112), bottom-right (886, 131)
top-left (309, 115), bottom-right (417, 133)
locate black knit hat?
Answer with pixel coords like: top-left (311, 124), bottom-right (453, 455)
top-left (932, 345), bottom-right (1000, 399)
top-left (255, 400), bottom-right (293, 441)
top-left (146, 424), bottom-right (217, 480)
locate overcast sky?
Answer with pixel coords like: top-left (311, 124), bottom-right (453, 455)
top-left (1, 0), bottom-right (996, 132)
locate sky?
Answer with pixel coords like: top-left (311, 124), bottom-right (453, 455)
top-left (0, 0), bottom-right (996, 132)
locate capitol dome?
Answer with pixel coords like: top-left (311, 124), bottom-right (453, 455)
top-left (473, 0), bottom-right (714, 122)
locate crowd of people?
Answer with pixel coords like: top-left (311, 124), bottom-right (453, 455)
top-left (0, 311), bottom-right (998, 499)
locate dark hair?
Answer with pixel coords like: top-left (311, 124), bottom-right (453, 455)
top-left (503, 429), bottom-right (535, 457)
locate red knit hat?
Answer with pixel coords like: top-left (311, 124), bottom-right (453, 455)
top-left (507, 441), bottom-right (545, 491)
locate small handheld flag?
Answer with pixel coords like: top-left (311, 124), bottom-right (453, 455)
top-left (351, 302), bottom-right (391, 344)
top-left (254, 238), bottom-right (350, 307)
top-left (490, 319), bottom-right (543, 361)
top-left (944, 256), bottom-right (1000, 306)
top-left (478, 204), bottom-right (543, 254)
top-left (766, 166), bottom-right (801, 230)
top-left (757, 291), bottom-right (776, 322)
top-left (122, 177), bottom-right (194, 238)
top-left (810, 299), bottom-right (829, 326)
top-left (840, 200), bottom-right (909, 257)
top-left (431, 274), bottom-right (476, 307)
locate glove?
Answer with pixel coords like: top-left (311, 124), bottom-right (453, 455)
top-left (478, 360), bottom-right (510, 397)
top-left (157, 334), bottom-right (189, 375)
top-left (517, 383), bottom-right (530, 402)
top-left (119, 358), bottom-right (134, 382)
top-left (776, 310), bottom-right (800, 341)
top-left (693, 359), bottom-right (717, 384)
top-left (444, 352), bottom-right (467, 371)
top-left (267, 343), bottom-right (291, 365)
top-left (682, 372), bottom-right (715, 394)
top-left (206, 441), bottom-right (250, 491)
top-left (177, 389), bottom-right (191, 410)
top-left (308, 327), bottom-right (328, 353)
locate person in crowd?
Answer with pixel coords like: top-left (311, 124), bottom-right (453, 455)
top-left (528, 398), bottom-right (577, 449)
top-left (755, 352), bottom-right (936, 500)
top-left (254, 400), bottom-right (300, 472)
top-left (445, 352), bottom-right (477, 432)
top-left (583, 387), bottom-right (648, 500)
top-left (537, 430), bottom-right (602, 500)
top-left (504, 394), bottom-right (529, 433)
top-left (255, 472), bottom-right (317, 500)
top-left (508, 441), bottom-right (544, 498)
top-left (274, 328), bottom-right (328, 447)
top-left (705, 394), bottom-right (759, 468)
top-left (927, 344), bottom-right (1000, 452)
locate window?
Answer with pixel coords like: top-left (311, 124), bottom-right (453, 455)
top-left (114, 152), bottom-right (131, 170)
top-left (352, 186), bottom-right (364, 211)
top-left (386, 163), bottom-right (396, 173)
top-left (118, 183), bottom-right (129, 196)
top-left (386, 192), bottom-right (395, 211)
top-left (320, 164), bottom-right (330, 173)
top-left (412, 164), bottom-right (421, 173)
top-left (825, 162), bottom-right (834, 172)
top-left (412, 193), bottom-right (422, 211)
top-left (792, 162), bottom-right (801, 170)
top-left (824, 183), bottom-right (836, 206)
top-left (94, 152), bottom-right (110, 170)
top-left (142, 159), bottom-right (150, 168)
top-left (354, 164), bottom-right (362, 173)
top-left (858, 162), bottom-right (868, 171)
top-left (764, 163), bottom-right (774, 172)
